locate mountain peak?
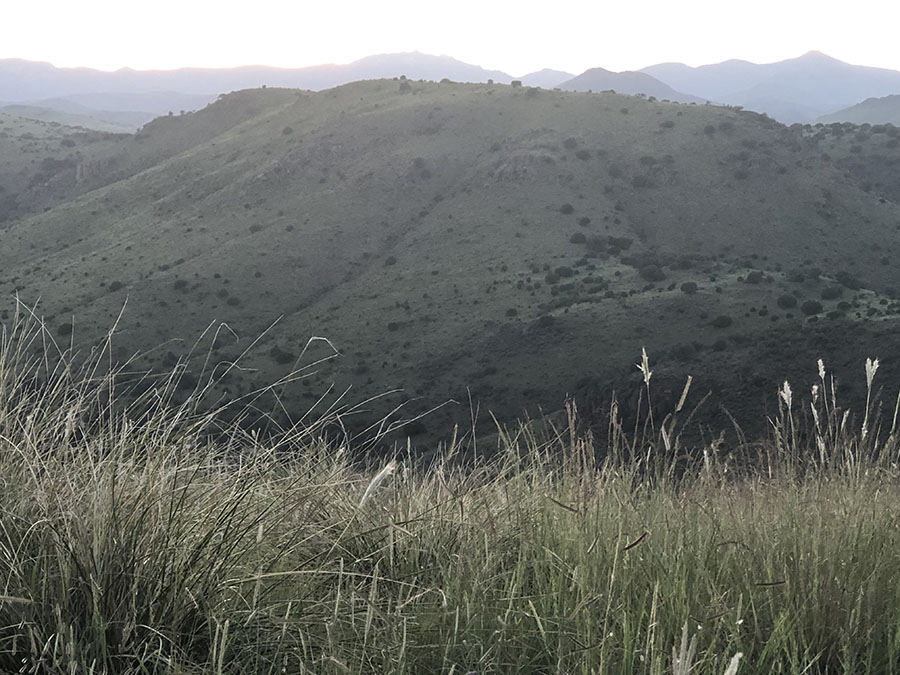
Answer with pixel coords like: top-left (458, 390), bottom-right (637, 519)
top-left (797, 50), bottom-right (841, 63)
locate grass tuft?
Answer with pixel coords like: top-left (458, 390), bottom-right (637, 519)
top-left (1, 313), bottom-right (900, 673)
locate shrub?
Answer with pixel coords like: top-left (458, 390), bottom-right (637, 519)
top-left (563, 138), bottom-right (578, 150)
top-left (711, 315), bottom-right (733, 328)
top-left (680, 281), bottom-right (698, 294)
top-left (569, 232), bottom-right (587, 244)
top-left (511, 80), bottom-right (522, 88)
top-left (269, 345), bottom-right (295, 364)
top-left (577, 217), bottom-right (592, 227)
top-left (560, 203), bottom-right (575, 215)
top-left (801, 300), bottom-right (823, 316)
top-left (704, 124), bottom-right (716, 136)
top-left (777, 294), bottom-right (798, 309)
top-left (821, 285), bottom-right (843, 300)
top-left (608, 236), bottom-right (633, 250)
top-left (639, 265), bottom-right (666, 282)
top-left (660, 120), bottom-right (675, 129)
top-left (745, 270), bottom-right (764, 284)
top-left (282, 126), bottom-right (294, 135)
top-left (108, 281), bottom-right (124, 292)
top-left (575, 149), bottom-right (591, 160)
top-left (173, 279), bottom-right (188, 291)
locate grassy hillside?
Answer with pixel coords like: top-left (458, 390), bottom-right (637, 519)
top-left (0, 104), bottom-right (138, 132)
top-left (2, 80), bottom-right (900, 443)
top-left (0, 112), bottom-right (127, 224)
top-left (3, 315), bottom-right (900, 674)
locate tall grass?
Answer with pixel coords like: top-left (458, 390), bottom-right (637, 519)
top-left (2, 308), bottom-right (900, 673)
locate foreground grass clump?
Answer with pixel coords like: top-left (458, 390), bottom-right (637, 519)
top-left (2, 317), bottom-right (900, 673)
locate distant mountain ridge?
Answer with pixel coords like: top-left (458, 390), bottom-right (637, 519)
top-left (0, 53), bottom-right (516, 103)
top-left (642, 51), bottom-right (900, 122)
top-left (558, 68), bottom-right (702, 103)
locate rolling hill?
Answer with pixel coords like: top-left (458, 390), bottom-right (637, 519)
top-left (558, 68), bottom-right (702, 103)
top-left (817, 95), bottom-right (900, 125)
top-left (2, 81), bottom-right (900, 446)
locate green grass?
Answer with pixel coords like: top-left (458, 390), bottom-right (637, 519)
top-left (3, 310), bottom-right (900, 673)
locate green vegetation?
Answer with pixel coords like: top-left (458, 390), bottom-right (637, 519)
top-left (3, 313), bottom-right (900, 673)
top-left (1, 81), bottom-right (900, 444)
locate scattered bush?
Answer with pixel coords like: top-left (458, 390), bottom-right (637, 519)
top-left (639, 265), bottom-right (666, 282)
top-left (801, 300), bottom-right (823, 316)
top-left (269, 345), bottom-right (295, 364)
top-left (608, 236), bottom-right (633, 250)
top-left (745, 271), bottom-right (764, 284)
top-left (777, 294), bottom-right (798, 309)
top-left (821, 285), bottom-right (843, 300)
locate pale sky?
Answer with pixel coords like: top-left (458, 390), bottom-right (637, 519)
top-left (4, 0), bottom-right (900, 75)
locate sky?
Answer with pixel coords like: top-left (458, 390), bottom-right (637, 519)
top-left (4, 0), bottom-right (900, 75)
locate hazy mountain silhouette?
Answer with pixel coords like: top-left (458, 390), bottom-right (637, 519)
top-left (642, 51), bottom-right (900, 122)
top-left (519, 69), bottom-right (575, 88)
top-left (817, 94), bottom-right (900, 125)
top-left (558, 68), bottom-right (702, 103)
top-left (0, 53), bottom-right (512, 103)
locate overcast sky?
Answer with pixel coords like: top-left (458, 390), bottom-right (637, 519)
top-left (4, 0), bottom-right (900, 75)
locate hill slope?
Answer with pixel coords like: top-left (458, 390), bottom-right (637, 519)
top-left (2, 81), bottom-right (900, 443)
top-left (817, 95), bottom-right (900, 125)
top-left (559, 68), bottom-right (702, 102)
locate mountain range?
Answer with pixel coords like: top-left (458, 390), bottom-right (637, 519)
top-left (4, 50), bottom-right (900, 131)
top-left (641, 51), bottom-right (900, 122)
